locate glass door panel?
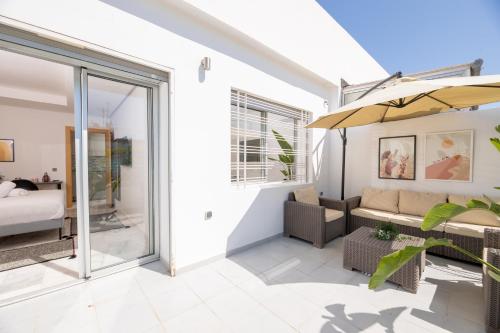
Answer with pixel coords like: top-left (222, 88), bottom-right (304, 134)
top-left (86, 74), bottom-right (153, 271)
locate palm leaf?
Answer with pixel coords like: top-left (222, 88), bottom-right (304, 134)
top-left (421, 203), bottom-right (468, 231)
top-left (369, 238), bottom-right (500, 289)
top-left (369, 238), bottom-right (451, 289)
top-left (491, 138), bottom-right (500, 152)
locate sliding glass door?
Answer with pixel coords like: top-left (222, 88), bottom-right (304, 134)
top-left (81, 70), bottom-right (157, 274)
top-left (0, 33), bottom-right (165, 303)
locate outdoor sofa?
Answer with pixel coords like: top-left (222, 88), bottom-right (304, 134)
top-left (284, 187), bottom-right (346, 248)
top-left (346, 187), bottom-right (500, 263)
top-left (345, 187), bottom-right (499, 331)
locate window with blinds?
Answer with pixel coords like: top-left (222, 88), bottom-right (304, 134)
top-left (231, 89), bottom-right (311, 185)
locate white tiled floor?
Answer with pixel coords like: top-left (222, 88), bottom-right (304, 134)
top-left (0, 214), bottom-right (148, 303)
top-left (0, 236), bottom-right (485, 333)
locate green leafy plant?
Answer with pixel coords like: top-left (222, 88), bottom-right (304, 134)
top-left (369, 124), bottom-right (500, 290)
top-left (375, 222), bottom-right (400, 241)
top-left (268, 129), bottom-right (295, 180)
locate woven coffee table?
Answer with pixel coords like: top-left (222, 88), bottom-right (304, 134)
top-left (343, 226), bottom-right (425, 293)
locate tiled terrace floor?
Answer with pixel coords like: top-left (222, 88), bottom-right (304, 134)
top-left (0, 236), bottom-right (485, 333)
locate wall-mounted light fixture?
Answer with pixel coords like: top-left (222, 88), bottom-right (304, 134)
top-left (201, 57), bottom-right (211, 71)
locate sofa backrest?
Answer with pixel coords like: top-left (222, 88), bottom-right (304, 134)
top-left (360, 187), bottom-right (399, 213)
top-left (399, 190), bottom-right (447, 217)
top-left (448, 194), bottom-right (500, 227)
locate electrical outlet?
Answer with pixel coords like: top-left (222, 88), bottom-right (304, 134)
top-left (204, 211), bottom-right (213, 220)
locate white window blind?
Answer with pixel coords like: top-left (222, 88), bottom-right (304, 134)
top-left (231, 89), bottom-right (311, 185)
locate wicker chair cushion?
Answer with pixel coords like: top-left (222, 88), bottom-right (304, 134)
top-left (445, 222), bottom-right (500, 239)
top-left (350, 207), bottom-right (395, 222)
top-left (399, 190), bottom-right (447, 217)
top-left (448, 194), bottom-right (500, 227)
top-left (294, 186), bottom-right (319, 206)
top-left (360, 187), bottom-right (399, 213)
top-left (325, 209), bottom-right (344, 222)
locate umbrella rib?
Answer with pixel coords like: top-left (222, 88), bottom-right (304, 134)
top-left (423, 92), bottom-right (453, 108)
top-left (328, 107), bottom-right (363, 129)
top-left (380, 104), bottom-right (391, 123)
top-left (470, 85), bottom-right (500, 88)
top-left (403, 93), bottom-right (428, 106)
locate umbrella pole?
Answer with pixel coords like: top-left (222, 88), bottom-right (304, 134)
top-left (340, 128), bottom-right (346, 200)
top-left (339, 71), bottom-right (402, 200)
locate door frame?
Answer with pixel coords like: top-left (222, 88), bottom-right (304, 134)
top-left (0, 24), bottom-right (171, 304)
top-left (65, 126), bottom-right (113, 209)
top-left (80, 67), bottom-right (161, 278)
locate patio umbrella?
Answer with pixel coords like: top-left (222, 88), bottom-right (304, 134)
top-left (307, 75), bottom-right (500, 129)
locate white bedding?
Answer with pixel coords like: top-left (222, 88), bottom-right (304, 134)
top-left (0, 190), bottom-right (65, 226)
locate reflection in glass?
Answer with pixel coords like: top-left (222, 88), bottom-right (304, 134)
top-left (87, 75), bottom-right (152, 271)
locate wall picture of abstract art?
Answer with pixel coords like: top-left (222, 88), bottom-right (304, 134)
top-left (378, 135), bottom-right (416, 180)
top-left (425, 130), bottom-right (473, 182)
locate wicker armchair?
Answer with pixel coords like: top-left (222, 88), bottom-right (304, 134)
top-left (484, 228), bottom-right (500, 333)
top-left (284, 192), bottom-right (346, 248)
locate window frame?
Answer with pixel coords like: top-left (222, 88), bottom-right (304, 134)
top-left (231, 89), bottom-right (311, 186)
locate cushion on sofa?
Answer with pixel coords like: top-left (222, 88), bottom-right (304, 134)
top-left (389, 213), bottom-right (445, 232)
top-left (360, 187), bottom-right (399, 213)
top-left (294, 186), bottom-right (319, 206)
top-left (399, 190), bottom-right (447, 217)
top-left (444, 222), bottom-right (500, 239)
top-left (350, 207), bottom-right (396, 222)
top-left (325, 209), bottom-right (344, 222)
top-left (448, 194), bottom-right (500, 227)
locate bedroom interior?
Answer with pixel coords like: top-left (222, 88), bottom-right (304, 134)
top-left (0, 48), bottom-right (154, 302)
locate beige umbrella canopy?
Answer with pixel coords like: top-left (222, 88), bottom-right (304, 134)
top-left (307, 75), bottom-right (500, 129)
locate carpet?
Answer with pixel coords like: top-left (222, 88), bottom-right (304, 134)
top-left (0, 219), bottom-right (76, 272)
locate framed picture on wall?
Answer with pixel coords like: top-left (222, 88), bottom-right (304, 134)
top-left (0, 139), bottom-right (14, 162)
top-left (378, 135), bottom-right (416, 180)
top-left (424, 130), bottom-right (473, 182)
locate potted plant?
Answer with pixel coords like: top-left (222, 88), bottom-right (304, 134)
top-left (374, 222), bottom-right (400, 241)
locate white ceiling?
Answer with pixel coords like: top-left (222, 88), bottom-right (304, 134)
top-left (0, 49), bottom-right (140, 118)
top-left (0, 49), bottom-right (74, 112)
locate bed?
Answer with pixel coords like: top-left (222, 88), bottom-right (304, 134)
top-left (0, 190), bottom-right (65, 238)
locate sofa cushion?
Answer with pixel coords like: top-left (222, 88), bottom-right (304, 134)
top-left (390, 214), bottom-right (445, 232)
top-left (399, 190), bottom-right (447, 217)
top-left (360, 187), bottom-right (399, 213)
top-left (325, 209), bottom-right (344, 222)
top-left (444, 222), bottom-right (500, 239)
top-left (350, 207), bottom-right (396, 222)
top-left (294, 186), bottom-right (319, 206)
top-left (448, 194), bottom-right (500, 227)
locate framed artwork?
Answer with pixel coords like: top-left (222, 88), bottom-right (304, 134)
top-left (425, 130), bottom-right (473, 182)
top-left (0, 139), bottom-right (14, 162)
top-left (378, 135), bottom-right (416, 180)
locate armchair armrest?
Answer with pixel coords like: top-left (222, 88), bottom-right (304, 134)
top-left (284, 201), bottom-right (325, 225)
top-left (319, 197), bottom-right (346, 212)
top-left (484, 228), bottom-right (500, 249)
top-left (284, 200), bottom-right (326, 247)
top-left (346, 196), bottom-right (362, 212)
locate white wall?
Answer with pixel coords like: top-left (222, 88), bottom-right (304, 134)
top-left (340, 107), bottom-right (500, 199)
top-left (0, 105), bottom-right (73, 183)
top-left (170, 0), bottom-right (388, 84)
top-left (0, 0), bottom-right (385, 269)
